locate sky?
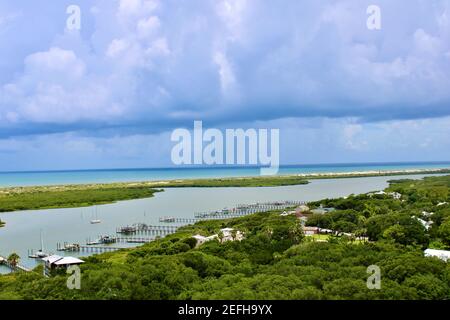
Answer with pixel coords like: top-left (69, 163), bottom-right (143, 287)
top-left (0, 0), bottom-right (450, 171)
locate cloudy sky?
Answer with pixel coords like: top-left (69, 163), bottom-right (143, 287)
top-left (0, 0), bottom-right (449, 171)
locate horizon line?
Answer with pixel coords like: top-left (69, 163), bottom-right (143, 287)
top-left (1, 160), bottom-right (450, 175)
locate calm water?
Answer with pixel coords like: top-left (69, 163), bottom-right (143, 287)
top-left (0, 162), bottom-right (449, 187)
top-left (0, 174), bottom-right (439, 269)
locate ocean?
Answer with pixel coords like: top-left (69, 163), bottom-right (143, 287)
top-left (0, 162), bottom-right (449, 187)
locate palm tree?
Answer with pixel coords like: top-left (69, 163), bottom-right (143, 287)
top-left (7, 253), bottom-right (20, 267)
top-left (218, 231), bottom-right (224, 243)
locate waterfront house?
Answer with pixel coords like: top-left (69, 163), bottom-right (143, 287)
top-left (424, 249), bottom-right (450, 262)
top-left (42, 255), bottom-right (84, 276)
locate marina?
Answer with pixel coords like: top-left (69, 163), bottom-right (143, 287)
top-left (0, 174), bottom-right (441, 270)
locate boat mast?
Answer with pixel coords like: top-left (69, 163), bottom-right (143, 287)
top-left (40, 229), bottom-right (44, 252)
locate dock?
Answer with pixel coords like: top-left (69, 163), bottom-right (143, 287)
top-left (57, 243), bottom-right (124, 253)
top-left (159, 201), bottom-right (305, 224)
top-left (193, 201), bottom-right (305, 220)
top-left (77, 246), bottom-right (124, 253)
top-left (116, 224), bottom-right (179, 235)
top-left (157, 217), bottom-right (200, 224)
top-left (0, 255), bottom-right (31, 273)
top-left (52, 200), bottom-right (306, 257)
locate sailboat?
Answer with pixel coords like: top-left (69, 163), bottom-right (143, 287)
top-left (28, 230), bottom-right (49, 259)
top-left (90, 206), bottom-right (101, 224)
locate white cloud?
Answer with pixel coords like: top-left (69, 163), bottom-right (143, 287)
top-left (213, 51), bottom-right (236, 94)
top-left (137, 16), bottom-right (160, 39)
top-left (1, 0), bottom-right (450, 140)
top-left (24, 47), bottom-right (85, 79)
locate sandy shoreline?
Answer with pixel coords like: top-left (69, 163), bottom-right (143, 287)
top-left (0, 167), bottom-right (449, 192)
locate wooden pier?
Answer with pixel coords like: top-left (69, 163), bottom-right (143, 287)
top-left (0, 255), bottom-right (31, 273)
top-left (157, 217), bottom-right (200, 224)
top-left (193, 200), bottom-right (305, 220)
top-left (77, 246), bottom-right (123, 253)
top-left (107, 236), bottom-right (155, 244)
top-left (116, 224), bottom-right (179, 234)
top-left (58, 236), bottom-right (155, 252)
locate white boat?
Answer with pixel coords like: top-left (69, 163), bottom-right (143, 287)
top-left (28, 250), bottom-right (49, 259)
top-left (90, 206), bottom-right (101, 224)
top-left (29, 231), bottom-right (50, 259)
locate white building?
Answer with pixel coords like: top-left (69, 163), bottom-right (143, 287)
top-left (280, 210), bottom-right (296, 216)
top-left (422, 211), bottom-right (434, 217)
top-left (388, 192), bottom-right (402, 200)
top-left (192, 228), bottom-right (244, 247)
top-left (414, 216), bottom-right (433, 230)
top-left (424, 249), bottom-right (450, 262)
top-left (192, 234), bottom-right (218, 247)
top-left (220, 228), bottom-right (244, 242)
top-left (42, 255), bottom-right (84, 276)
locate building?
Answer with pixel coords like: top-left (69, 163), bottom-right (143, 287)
top-left (388, 192), bottom-right (402, 200)
top-left (424, 249), bottom-right (450, 262)
top-left (370, 191), bottom-right (386, 196)
top-left (369, 191), bottom-right (402, 200)
top-left (422, 211), bottom-right (434, 217)
top-left (192, 234), bottom-right (218, 247)
top-left (303, 226), bottom-right (319, 236)
top-left (414, 216), bottom-right (433, 230)
top-left (280, 210), bottom-right (296, 216)
top-left (192, 228), bottom-right (244, 247)
top-left (42, 255), bottom-right (84, 276)
top-left (220, 228), bottom-right (244, 242)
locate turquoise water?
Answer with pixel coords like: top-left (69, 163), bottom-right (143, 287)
top-left (0, 162), bottom-right (449, 187)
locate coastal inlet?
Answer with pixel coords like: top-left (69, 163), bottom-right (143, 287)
top-left (0, 174), bottom-right (437, 270)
